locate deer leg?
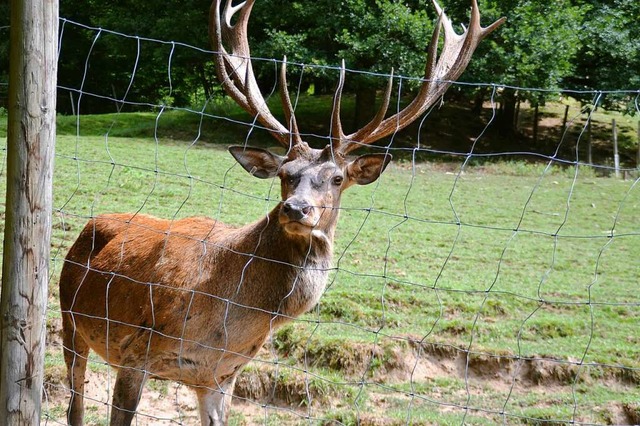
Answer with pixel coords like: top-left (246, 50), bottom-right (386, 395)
top-left (195, 376), bottom-right (237, 426)
top-left (62, 313), bottom-right (90, 426)
top-left (109, 366), bottom-right (148, 425)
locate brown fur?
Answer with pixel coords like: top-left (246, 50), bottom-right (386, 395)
top-left (60, 145), bottom-right (389, 425)
top-left (60, 209), bottom-right (330, 380)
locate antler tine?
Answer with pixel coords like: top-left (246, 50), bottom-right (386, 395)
top-left (330, 60), bottom-right (347, 152)
top-left (424, 8), bottom-right (443, 82)
top-left (279, 56), bottom-right (303, 146)
top-left (335, 0), bottom-right (505, 154)
top-left (342, 69), bottom-right (395, 154)
top-left (431, 0), bottom-right (504, 84)
top-left (210, 0), bottom-right (252, 107)
top-left (210, 0), bottom-right (301, 149)
top-left (222, 0), bottom-right (247, 29)
top-left (332, 62), bottom-right (395, 155)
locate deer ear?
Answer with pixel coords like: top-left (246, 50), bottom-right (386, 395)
top-left (346, 153), bottom-right (392, 186)
top-left (229, 146), bottom-right (285, 179)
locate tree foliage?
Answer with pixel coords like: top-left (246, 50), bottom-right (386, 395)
top-left (55, 0), bottom-right (213, 113)
top-left (248, 0), bottom-right (435, 125)
top-left (472, 1), bottom-right (584, 94)
top-left (247, 1), bottom-right (433, 91)
top-left (566, 0), bottom-right (640, 113)
top-left (0, 0), bottom-right (637, 115)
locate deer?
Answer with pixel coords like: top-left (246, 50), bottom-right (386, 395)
top-left (59, 0), bottom-right (504, 424)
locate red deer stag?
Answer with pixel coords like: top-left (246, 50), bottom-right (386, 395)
top-left (60, 0), bottom-right (504, 424)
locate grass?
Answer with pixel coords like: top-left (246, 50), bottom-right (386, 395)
top-left (0, 98), bottom-right (639, 424)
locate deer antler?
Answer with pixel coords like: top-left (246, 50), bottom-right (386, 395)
top-left (210, 0), bottom-right (505, 155)
top-left (209, 0), bottom-right (302, 149)
top-left (332, 0), bottom-right (506, 154)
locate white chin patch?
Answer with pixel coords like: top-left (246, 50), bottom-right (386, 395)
top-left (311, 229), bottom-right (330, 245)
top-left (284, 221), bottom-right (312, 236)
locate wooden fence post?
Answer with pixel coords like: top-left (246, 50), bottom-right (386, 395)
top-left (637, 120), bottom-right (640, 170)
top-left (0, 0), bottom-right (58, 423)
top-left (587, 117), bottom-right (593, 165)
top-left (532, 103), bottom-right (539, 145)
top-left (560, 104), bottom-right (569, 143)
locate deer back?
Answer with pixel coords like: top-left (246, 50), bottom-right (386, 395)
top-left (60, 211), bottom-right (329, 382)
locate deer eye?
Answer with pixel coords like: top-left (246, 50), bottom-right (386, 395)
top-left (332, 176), bottom-right (344, 186)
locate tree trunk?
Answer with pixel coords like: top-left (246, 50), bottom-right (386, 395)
top-left (557, 104), bottom-right (570, 145)
top-left (532, 103), bottom-right (539, 145)
top-left (472, 87), bottom-right (487, 114)
top-left (514, 99), bottom-right (521, 131)
top-left (500, 89), bottom-right (517, 131)
top-left (199, 65), bottom-right (213, 100)
top-left (491, 89), bottom-right (518, 134)
top-left (354, 85), bottom-right (377, 130)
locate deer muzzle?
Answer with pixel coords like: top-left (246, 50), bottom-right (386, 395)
top-left (279, 197), bottom-right (320, 236)
top-left (282, 199), bottom-right (313, 222)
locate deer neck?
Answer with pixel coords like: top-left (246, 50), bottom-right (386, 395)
top-left (252, 206), bottom-right (335, 265)
top-left (219, 206), bottom-right (336, 319)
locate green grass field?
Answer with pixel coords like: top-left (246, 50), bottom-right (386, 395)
top-left (1, 105), bottom-right (639, 424)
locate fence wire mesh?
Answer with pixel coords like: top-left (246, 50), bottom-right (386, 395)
top-left (0, 17), bottom-right (639, 426)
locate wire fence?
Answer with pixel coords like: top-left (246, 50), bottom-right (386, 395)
top-left (1, 17), bottom-right (640, 426)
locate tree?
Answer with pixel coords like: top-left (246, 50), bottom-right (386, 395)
top-left (52, 0), bottom-right (437, 117)
top-left (249, 0), bottom-right (434, 128)
top-left (56, 0), bottom-right (213, 113)
top-left (3, 0), bottom-right (636, 119)
top-left (463, 0), bottom-right (584, 131)
top-left (566, 0), bottom-right (640, 114)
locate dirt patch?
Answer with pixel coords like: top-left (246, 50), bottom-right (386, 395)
top-left (602, 402), bottom-right (640, 426)
top-left (234, 364), bottom-right (327, 407)
top-left (43, 333), bottom-right (639, 424)
top-left (521, 358), bottom-right (580, 386)
top-left (621, 403), bottom-right (640, 425)
top-left (46, 368), bottom-right (200, 424)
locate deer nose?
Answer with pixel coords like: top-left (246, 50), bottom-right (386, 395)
top-left (282, 200), bottom-right (312, 221)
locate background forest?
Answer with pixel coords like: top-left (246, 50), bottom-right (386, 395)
top-left (0, 0), bottom-right (638, 155)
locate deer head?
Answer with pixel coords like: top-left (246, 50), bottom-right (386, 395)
top-left (210, 0), bottom-right (505, 240)
top-left (228, 144), bottom-right (390, 242)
